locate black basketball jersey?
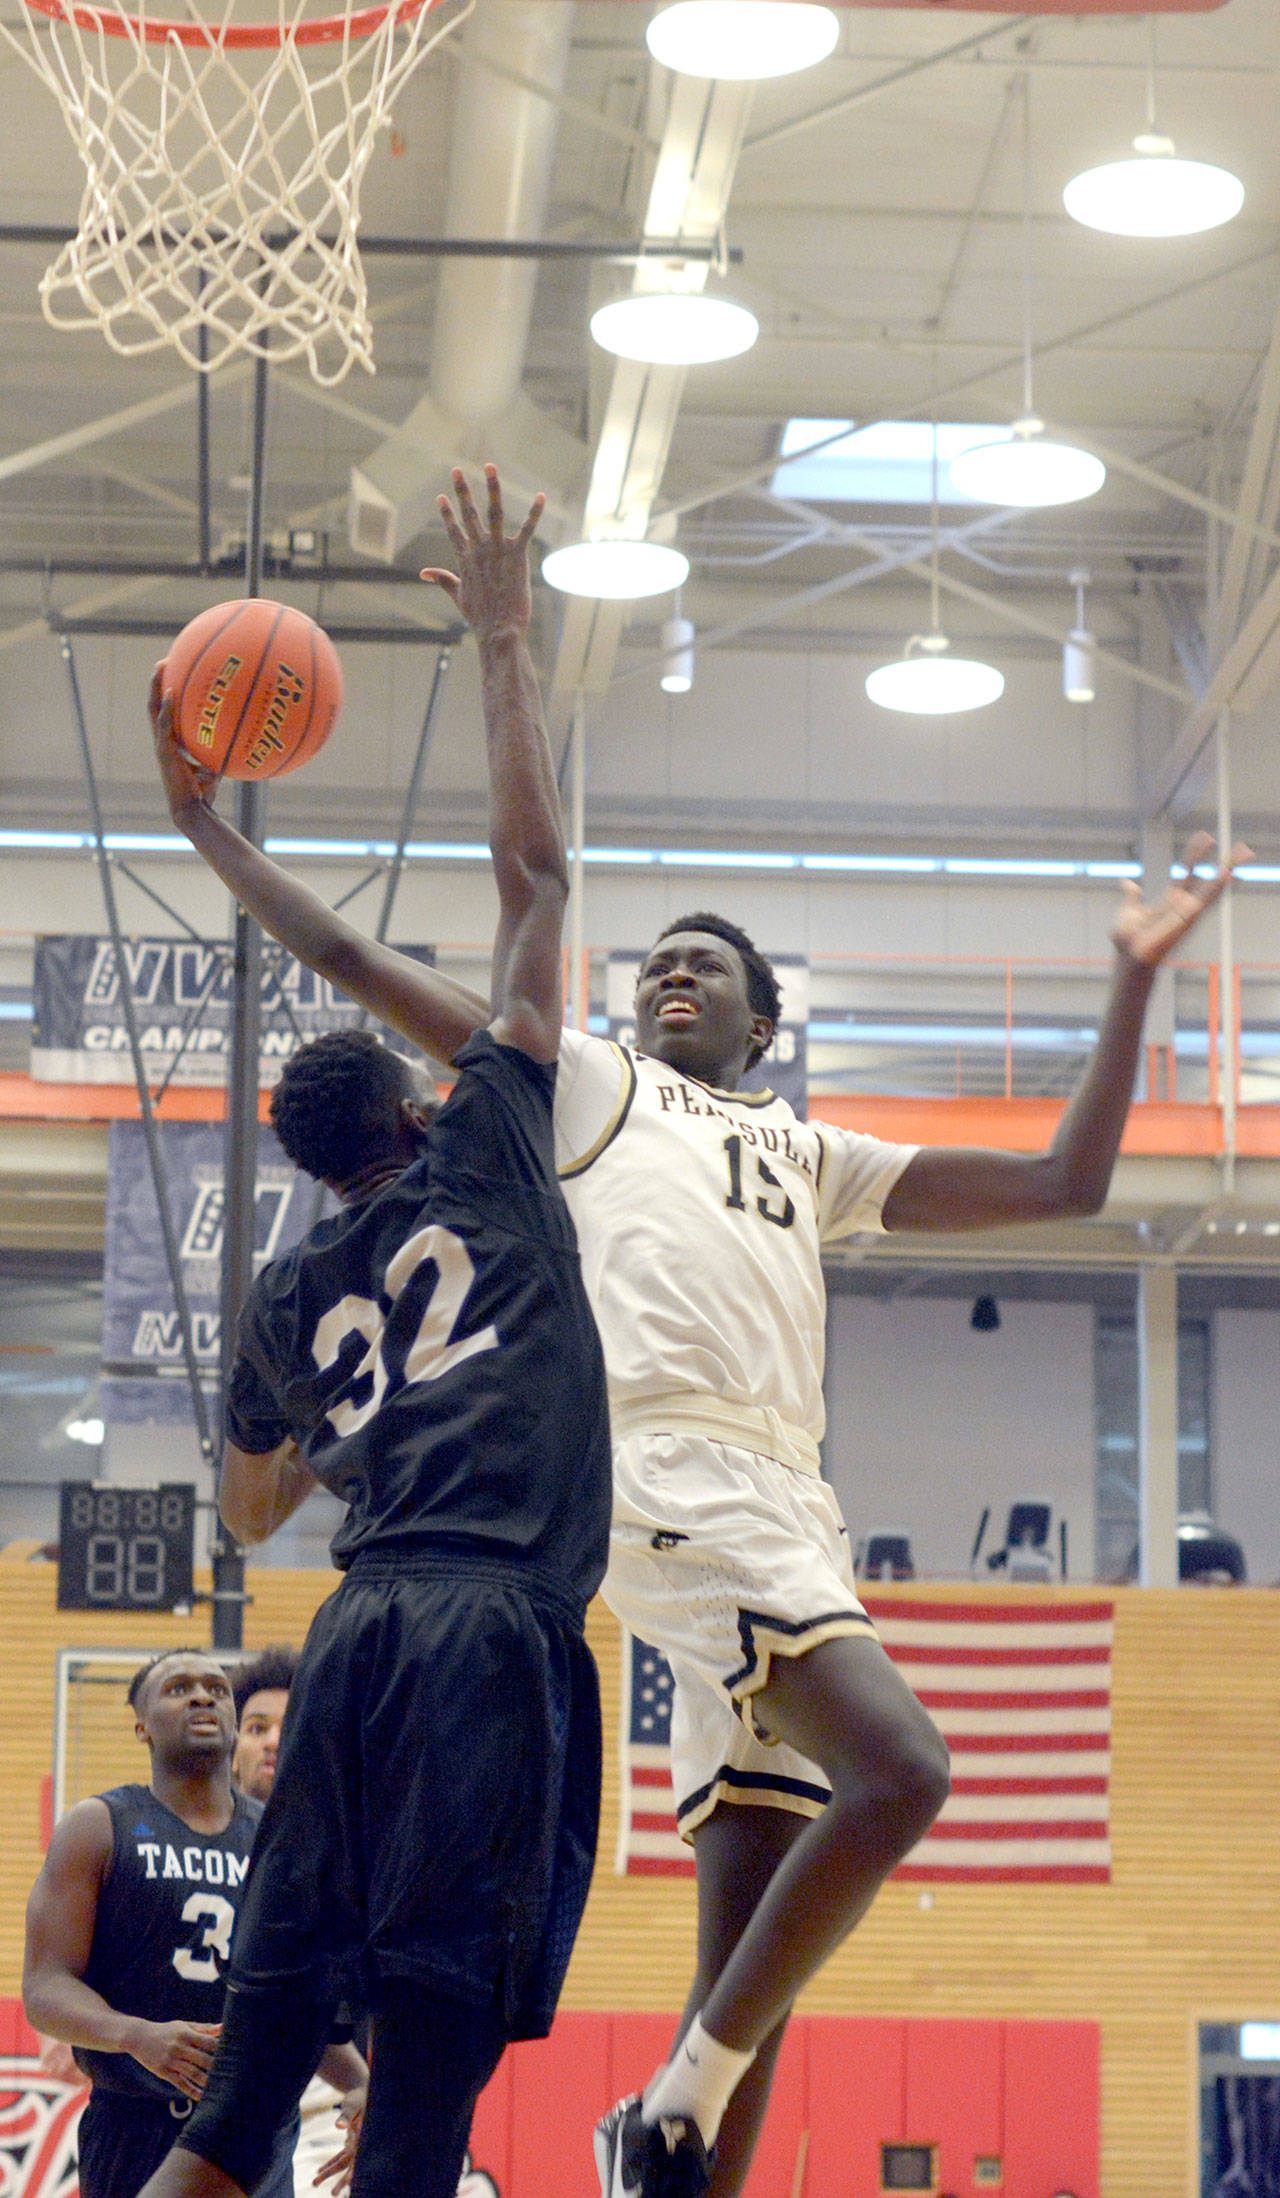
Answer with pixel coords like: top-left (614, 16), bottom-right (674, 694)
top-left (227, 1032), bottom-right (611, 1611)
top-left (75, 1783), bottom-right (263, 2101)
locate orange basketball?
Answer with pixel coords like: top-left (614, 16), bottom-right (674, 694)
top-left (164, 598), bottom-right (343, 782)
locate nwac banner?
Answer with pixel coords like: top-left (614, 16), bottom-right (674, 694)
top-left (32, 934), bottom-right (436, 1088)
top-left (101, 1119), bottom-right (329, 1426)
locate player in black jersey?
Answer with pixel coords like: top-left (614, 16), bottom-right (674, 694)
top-left (137, 466), bottom-right (612, 2198)
top-left (22, 1650), bottom-right (297, 2198)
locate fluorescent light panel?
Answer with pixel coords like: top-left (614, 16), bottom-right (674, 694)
top-left (4, 833), bottom-right (1267, 889)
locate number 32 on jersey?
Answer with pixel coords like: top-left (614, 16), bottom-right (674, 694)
top-left (313, 1224), bottom-right (500, 1439)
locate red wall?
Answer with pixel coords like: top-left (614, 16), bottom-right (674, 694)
top-left (468, 2011), bottom-right (1098, 2198)
top-left (0, 2004), bottom-right (1097, 2198)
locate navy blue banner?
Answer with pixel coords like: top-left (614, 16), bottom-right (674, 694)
top-left (101, 1120), bottom-right (330, 1426)
top-left (32, 934), bottom-right (435, 1088)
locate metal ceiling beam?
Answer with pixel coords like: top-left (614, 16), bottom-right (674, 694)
top-left (0, 577), bottom-right (158, 659)
top-left (0, 377), bottom-right (216, 488)
top-left (52, 615), bottom-right (458, 645)
top-left (611, 507), bottom-right (1189, 707)
top-left (1149, 561), bottom-right (1280, 816)
top-left (742, 14), bottom-right (1035, 157)
top-left (578, 250), bottom-right (1280, 564)
top-left (452, 47), bottom-right (658, 156)
top-left (1151, 579), bottom-right (1210, 700)
top-left (548, 67), bottom-right (754, 720)
top-left (0, 223), bottom-right (736, 265)
top-left (1211, 280), bottom-right (1280, 655)
top-left (0, 551), bottom-right (458, 586)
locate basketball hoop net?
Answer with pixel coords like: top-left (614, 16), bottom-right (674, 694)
top-left (0, 0), bottom-right (473, 384)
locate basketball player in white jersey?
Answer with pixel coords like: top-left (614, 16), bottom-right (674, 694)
top-left (148, 465), bottom-right (1247, 2198)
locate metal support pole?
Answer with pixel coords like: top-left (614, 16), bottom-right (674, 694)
top-left (1137, 1263), bottom-right (1180, 1587)
top-left (61, 636), bottom-right (217, 1481)
top-left (213, 342), bottom-right (271, 1650)
top-left (303, 648), bottom-right (453, 1232)
top-left (196, 276), bottom-right (211, 572)
top-left (373, 648), bottom-right (452, 948)
top-left (1139, 819), bottom-right (1174, 1101)
top-left (1216, 710), bottom-right (1237, 1195)
top-left (569, 694), bottom-right (587, 1032)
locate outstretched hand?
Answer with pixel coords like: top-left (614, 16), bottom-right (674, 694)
top-left (1111, 832), bottom-right (1253, 969)
top-left (420, 463), bottom-right (545, 642)
top-left (149, 663), bottom-right (219, 827)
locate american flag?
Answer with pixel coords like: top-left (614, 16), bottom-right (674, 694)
top-left (616, 1597), bottom-right (1114, 1883)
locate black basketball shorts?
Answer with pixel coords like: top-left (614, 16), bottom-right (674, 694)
top-left (77, 2089), bottom-right (295, 2198)
top-left (225, 1552), bottom-right (603, 2039)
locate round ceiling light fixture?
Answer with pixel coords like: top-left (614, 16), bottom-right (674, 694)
top-left (865, 634), bottom-right (1005, 717)
top-left (541, 539), bottom-right (690, 601)
top-left (947, 417), bottom-right (1105, 509)
top-left (645, 0), bottom-right (838, 81)
top-left (590, 292), bottom-right (759, 366)
top-left (1063, 135), bottom-right (1243, 238)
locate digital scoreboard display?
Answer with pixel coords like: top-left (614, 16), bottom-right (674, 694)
top-left (57, 1483), bottom-right (196, 1612)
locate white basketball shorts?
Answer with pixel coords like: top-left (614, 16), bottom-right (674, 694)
top-left (602, 1429), bottom-right (877, 1838)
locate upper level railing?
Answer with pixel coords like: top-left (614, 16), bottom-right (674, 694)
top-left (0, 936), bottom-right (1278, 1141)
top-left (583, 951), bottom-right (1280, 1112)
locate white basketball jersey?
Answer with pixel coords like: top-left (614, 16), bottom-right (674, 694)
top-left (555, 1030), bottom-right (917, 1445)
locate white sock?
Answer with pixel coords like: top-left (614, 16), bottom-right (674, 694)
top-left (640, 2016), bottom-right (756, 2148)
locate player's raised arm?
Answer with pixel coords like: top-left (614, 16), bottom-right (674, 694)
top-left (881, 835), bottom-right (1251, 1233)
top-left (422, 465), bottom-right (564, 1062)
top-left (149, 596), bottom-right (508, 1060)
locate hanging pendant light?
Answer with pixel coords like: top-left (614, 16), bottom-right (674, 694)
top-left (542, 540), bottom-right (689, 601)
top-left (867, 423), bottom-right (1004, 717)
top-left (590, 291), bottom-right (758, 366)
top-left (1064, 135), bottom-right (1243, 239)
top-left (1063, 22), bottom-right (1241, 238)
top-left (660, 607), bottom-right (696, 693)
top-left (866, 633), bottom-right (1005, 716)
top-left (950, 78), bottom-right (1103, 512)
top-left (949, 417), bottom-right (1105, 509)
top-left (1063, 568), bottom-right (1097, 703)
top-left (646, 0), bottom-right (838, 82)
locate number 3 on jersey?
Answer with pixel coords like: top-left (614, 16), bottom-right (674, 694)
top-left (172, 1891), bottom-right (235, 1982)
top-left (313, 1224), bottom-right (500, 1439)
top-left (722, 1134), bottom-right (795, 1229)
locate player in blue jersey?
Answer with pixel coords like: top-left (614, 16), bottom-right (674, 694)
top-left (229, 1648), bottom-right (298, 1807)
top-left (134, 466), bottom-right (612, 2198)
top-left (22, 1650), bottom-right (304, 2198)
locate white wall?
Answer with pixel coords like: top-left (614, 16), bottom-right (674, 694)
top-left (0, 621), bottom-right (1277, 978)
top-left (99, 1417), bottom-right (346, 1570)
top-left (1213, 1308), bottom-right (1280, 1587)
top-left (822, 1294), bottom-right (1096, 1583)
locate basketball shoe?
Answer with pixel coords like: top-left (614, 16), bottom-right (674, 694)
top-left (594, 2097), bottom-right (713, 2198)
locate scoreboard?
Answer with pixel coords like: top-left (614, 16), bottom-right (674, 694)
top-left (57, 1483), bottom-right (196, 1612)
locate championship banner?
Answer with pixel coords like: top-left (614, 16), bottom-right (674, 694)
top-left (618, 1598), bottom-right (1114, 1883)
top-left (32, 934), bottom-right (435, 1088)
top-left (606, 951), bottom-right (809, 1117)
top-left (101, 1119), bottom-right (328, 1425)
